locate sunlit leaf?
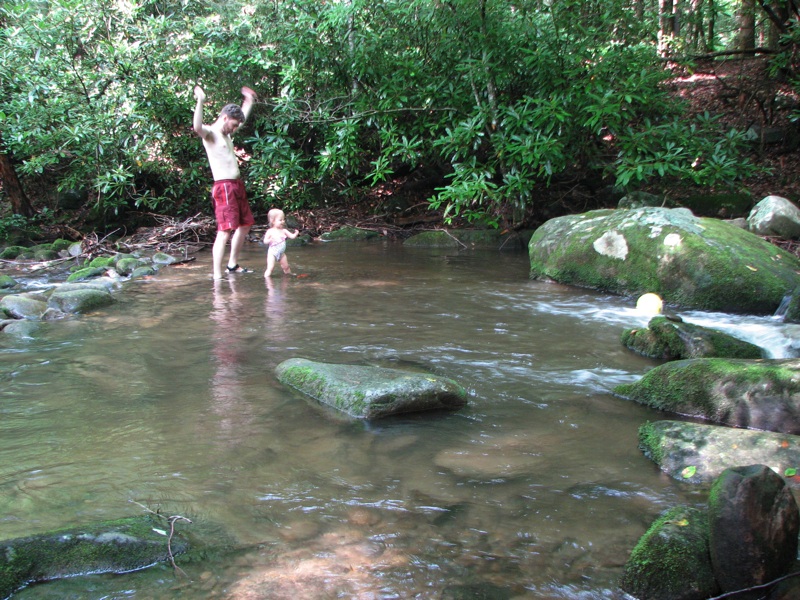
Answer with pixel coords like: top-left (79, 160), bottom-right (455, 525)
top-left (681, 466), bottom-right (696, 478)
top-left (785, 468), bottom-right (797, 477)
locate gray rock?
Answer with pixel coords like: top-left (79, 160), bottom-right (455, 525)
top-left (48, 288), bottom-right (115, 314)
top-left (1, 319), bottom-right (39, 338)
top-left (152, 252), bottom-right (178, 265)
top-left (708, 465), bottom-right (799, 595)
top-left (748, 195), bottom-right (800, 239)
top-left (275, 358), bottom-right (467, 419)
top-left (0, 294), bottom-right (48, 320)
top-left (130, 265), bottom-right (157, 278)
top-left (528, 207), bottom-right (800, 314)
top-left (616, 358), bottom-right (800, 434)
top-left (638, 420), bottom-right (800, 485)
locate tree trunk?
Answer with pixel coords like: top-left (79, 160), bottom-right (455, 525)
top-left (658, 0), bottom-right (677, 56)
top-left (0, 135), bottom-right (34, 218)
top-left (736, 0), bottom-right (756, 51)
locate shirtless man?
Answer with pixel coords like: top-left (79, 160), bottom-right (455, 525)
top-left (193, 85), bottom-right (258, 280)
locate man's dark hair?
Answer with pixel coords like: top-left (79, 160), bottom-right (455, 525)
top-left (220, 103), bottom-right (245, 122)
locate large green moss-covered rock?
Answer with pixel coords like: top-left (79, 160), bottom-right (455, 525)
top-left (615, 358), bottom-right (800, 433)
top-left (528, 207), bottom-right (800, 314)
top-left (275, 358), bottom-right (467, 419)
top-left (637, 420), bottom-right (800, 485)
top-left (0, 516), bottom-right (188, 598)
top-left (620, 506), bottom-right (718, 600)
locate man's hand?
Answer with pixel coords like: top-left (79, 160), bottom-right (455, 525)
top-left (241, 86), bottom-right (257, 101)
top-left (194, 85), bottom-right (206, 102)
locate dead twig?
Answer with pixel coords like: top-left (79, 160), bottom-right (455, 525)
top-left (130, 500), bottom-right (192, 577)
top-left (706, 570), bottom-right (800, 599)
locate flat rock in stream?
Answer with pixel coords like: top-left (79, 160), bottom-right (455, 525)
top-left (0, 515), bottom-right (188, 598)
top-left (275, 358), bottom-right (468, 419)
top-left (638, 420), bottom-right (800, 486)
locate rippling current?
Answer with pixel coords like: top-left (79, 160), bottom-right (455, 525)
top-left (1, 241), bottom-right (796, 599)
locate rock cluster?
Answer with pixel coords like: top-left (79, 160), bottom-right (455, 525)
top-left (621, 465), bottom-right (800, 600)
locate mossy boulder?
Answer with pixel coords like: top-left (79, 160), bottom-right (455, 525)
top-left (51, 238), bottom-right (73, 253)
top-left (275, 358), bottom-right (468, 419)
top-left (0, 274), bottom-right (17, 289)
top-left (615, 358), bottom-right (800, 433)
top-left (620, 506), bottom-right (718, 600)
top-left (131, 265), bottom-right (157, 278)
top-left (0, 515), bottom-right (188, 598)
top-left (67, 266), bottom-right (107, 282)
top-left (30, 244), bottom-right (59, 261)
top-left (319, 226), bottom-right (379, 242)
top-left (0, 245), bottom-right (28, 259)
top-left (621, 316), bottom-right (764, 360)
top-left (48, 287), bottom-right (115, 314)
top-left (89, 255), bottom-right (117, 268)
top-left (116, 257), bottom-right (147, 275)
top-left (152, 252), bottom-right (178, 266)
top-left (0, 294), bottom-right (48, 320)
top-left (528, 207), bottom-right (800, 314)
top-left (637, 420), bottom-right (800, 485)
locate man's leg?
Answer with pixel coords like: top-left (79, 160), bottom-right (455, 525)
top-left (213, 229), bottom-right (232, 280)
top-left (227, 225), bottom-right (251, 270)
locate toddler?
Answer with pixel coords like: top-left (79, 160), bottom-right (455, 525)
top-left (263, 208), bottom-right (300, 277)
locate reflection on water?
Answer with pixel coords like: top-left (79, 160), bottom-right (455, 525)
top-left (0, 242), bottom-right (794, 599)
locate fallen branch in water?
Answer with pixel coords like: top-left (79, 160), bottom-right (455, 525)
top-left (130, 500), bottom-right (192, 577)
top-left (707, 570), bottom-right (800, 599)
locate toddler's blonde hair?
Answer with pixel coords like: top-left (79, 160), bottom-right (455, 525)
top-left (268, 208), bottom-right (285, 226)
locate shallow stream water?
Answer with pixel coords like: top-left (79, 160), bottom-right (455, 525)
top-left (1, 241), bottom-right (796, 599)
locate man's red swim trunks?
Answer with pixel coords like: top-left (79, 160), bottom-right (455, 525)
top-left (212, 179), bottom-right (255, 231)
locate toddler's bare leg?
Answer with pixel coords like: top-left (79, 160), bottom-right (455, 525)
top-left (265, 253), bottom-right (276, 277)
top-left (280, 255), bottom-right (292, 274)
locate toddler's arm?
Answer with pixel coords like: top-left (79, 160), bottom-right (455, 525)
top-left (285, 229), bottom-right (300, 240)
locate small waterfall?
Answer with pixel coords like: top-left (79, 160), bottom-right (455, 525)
top-left (773, 293), bottom-right (792, 320)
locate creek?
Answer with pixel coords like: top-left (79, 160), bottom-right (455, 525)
top-left (1, 241), bottom-right (796, 599)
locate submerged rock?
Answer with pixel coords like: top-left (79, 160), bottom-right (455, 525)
top-left (615, 358), bottom-right (800, 434)
top-left (275, 358), bottom-right (468, 419)
top-left (637, 420), bottom-right (800, 485)
top-left (0, 515), bottom-right (188, 598)
top-left (621, 316), bottom-right (764, 360)
top-left (528, 207), bottom-right (800, 314)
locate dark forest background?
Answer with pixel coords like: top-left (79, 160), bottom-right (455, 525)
top-left (2, 0), bottom-right (800, 240)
